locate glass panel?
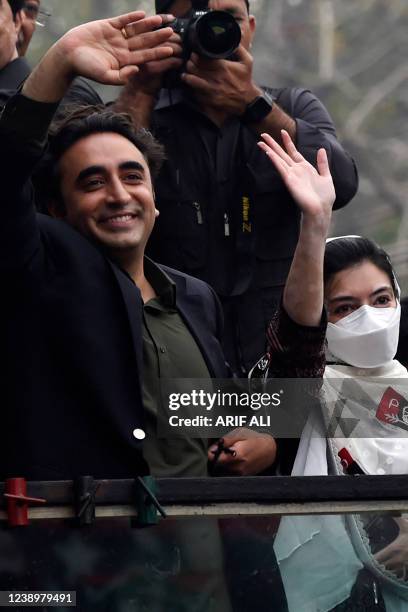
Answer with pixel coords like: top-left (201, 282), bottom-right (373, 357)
top-left (274, 512), bottom-right (408, 612)
top-left (1, 513), bottom-right (408, 611)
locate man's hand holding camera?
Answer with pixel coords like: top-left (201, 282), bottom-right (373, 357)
top-left (182, 44), bottom-right (262, 118)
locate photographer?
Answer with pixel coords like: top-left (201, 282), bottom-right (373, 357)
top-left (0, 0), bottom-right (28, 99)
top-left (114, 0), bottom-right (359, 376)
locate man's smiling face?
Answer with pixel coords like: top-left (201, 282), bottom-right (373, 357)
top-left (57, 132), bottom-right (158, 259)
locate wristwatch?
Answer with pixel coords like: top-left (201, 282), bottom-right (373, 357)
top-left (242, 91), bottom-right (274, 124)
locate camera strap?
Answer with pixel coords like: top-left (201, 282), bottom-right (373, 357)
top-left (225, 125), bottom-right (257, 296)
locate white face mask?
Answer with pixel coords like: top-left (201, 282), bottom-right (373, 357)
top-left (326, 303), bottom-right (401, 369)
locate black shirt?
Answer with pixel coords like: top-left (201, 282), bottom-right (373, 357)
top-left (146, 86), bottom-right (359, 374)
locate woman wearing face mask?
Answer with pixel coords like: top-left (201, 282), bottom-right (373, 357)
top-left (256, 131), bottom-right (408, 611)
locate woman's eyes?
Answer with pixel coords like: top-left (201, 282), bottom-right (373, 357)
top-left (334, 304), bottom-right (354, 315)
top-left (334, 295), bottom-right (392, 315)
top-left (374, 295), bottom-right (392, 306)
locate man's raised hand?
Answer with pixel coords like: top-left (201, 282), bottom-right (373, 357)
top-left (23, 12), bottom-right (174, 102)
top-left (258, 130), bottom-right (336, 221)
top-left (55, 12), bottom-right (174, 85)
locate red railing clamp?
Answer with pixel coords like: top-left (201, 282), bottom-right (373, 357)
top-left (4, 478), bottom-right (46, 526)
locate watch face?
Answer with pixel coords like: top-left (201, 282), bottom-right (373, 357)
top-left (257, 96), bottom-right (273, 117)
top-left (245, 94), bottom-right (274, 123)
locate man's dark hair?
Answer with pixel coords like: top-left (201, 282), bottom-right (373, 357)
top-left (50, 106), bottom-right (164, 179)
top-left (324, 236), bottom-right (398, 296)
top-left (8, 0), bottom-right (25, 17)
top-left (35, 105), bottom-right (165, 213)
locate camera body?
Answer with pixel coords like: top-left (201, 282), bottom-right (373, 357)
top-left (166, 3), bottom-right (241, 61)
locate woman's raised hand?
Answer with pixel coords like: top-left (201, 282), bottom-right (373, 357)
top-left (258, 130), bottom-right (336, 221)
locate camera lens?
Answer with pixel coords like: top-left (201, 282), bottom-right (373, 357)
top-left (192, 10), bottom-right (241, 59)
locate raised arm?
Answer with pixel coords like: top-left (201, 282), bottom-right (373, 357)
top-left (0, 11), bottom-right (174, 270)
top-left (258, 130), bottom-right (335, 327)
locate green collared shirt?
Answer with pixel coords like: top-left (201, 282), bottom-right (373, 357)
top-left (142, 259), bottom-right (210, 477)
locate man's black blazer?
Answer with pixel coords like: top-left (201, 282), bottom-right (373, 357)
top-left (0, 211), bottom-right (227, 480)
top-left (0, 94), bottom-right (227, 481)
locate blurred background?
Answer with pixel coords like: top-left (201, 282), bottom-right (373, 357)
top-left (29, 0), bottom-right (408, 290)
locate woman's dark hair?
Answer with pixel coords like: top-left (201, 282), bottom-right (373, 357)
top-left (324, 236), bottom-right (398, 296)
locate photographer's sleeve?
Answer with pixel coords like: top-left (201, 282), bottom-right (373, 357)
top-left (0, 93), bottom-right (58, 271)
top-left (287, 87), bottom-right (358, 210)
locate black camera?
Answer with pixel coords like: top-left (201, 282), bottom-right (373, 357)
top-left (161, 0), bottom-right (241, 60)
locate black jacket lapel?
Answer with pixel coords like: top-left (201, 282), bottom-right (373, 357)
top-left (108, 260), bottom-right (144, 384)
top-left (169, 272), bottom-right (228, 378)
